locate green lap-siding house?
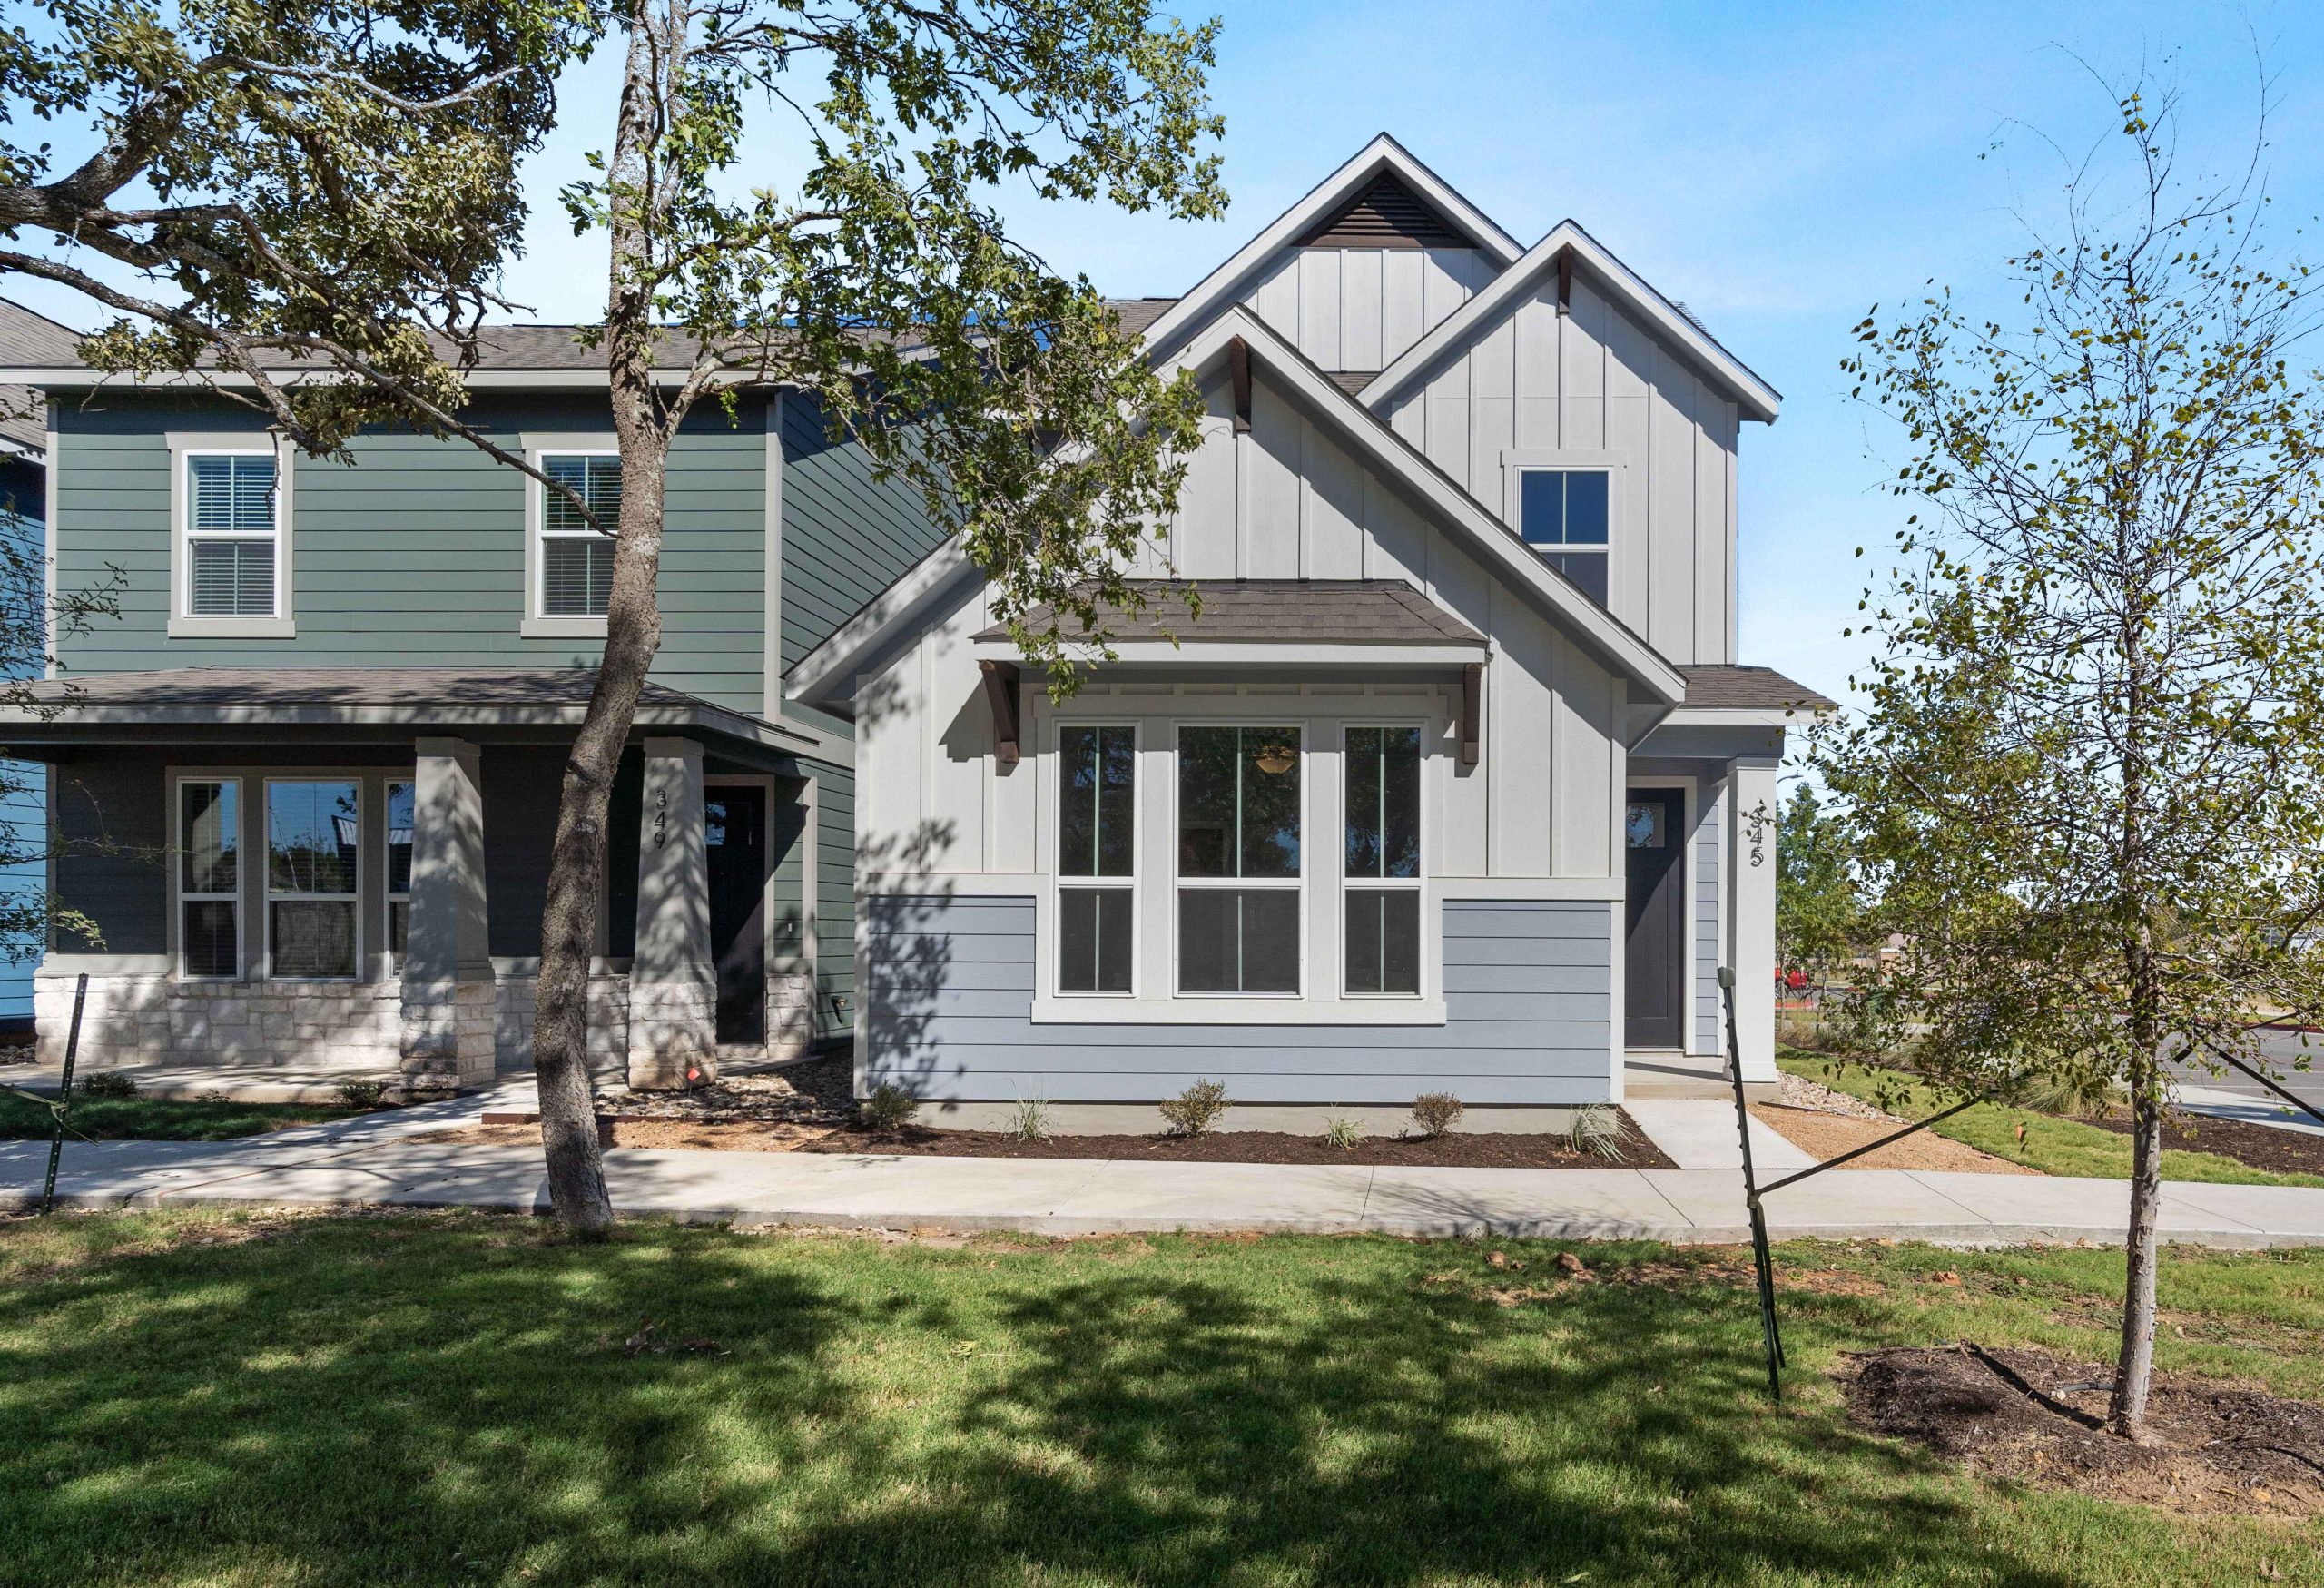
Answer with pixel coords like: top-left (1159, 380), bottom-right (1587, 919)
top-left (0, 134), bottom-right (1829, 1112)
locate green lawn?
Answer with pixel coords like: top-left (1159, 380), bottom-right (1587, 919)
top-left (1778, 1050), bottom-right (2324, 1188)
top-left (0, 1089), bottom-right (358, 1141)
top-left (4, 1210), bottom-right (2322, 1585)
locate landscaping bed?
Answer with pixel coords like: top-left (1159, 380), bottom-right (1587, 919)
top-left (1846, 1343), bottom-right (2324, 1518)
top-left (2078, 1110), bottom-right (2324, 1179)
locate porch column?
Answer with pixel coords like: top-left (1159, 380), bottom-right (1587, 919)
top-left (400, 737), bottom-right (495, 1088)
top-left (1728, 755), bottom-right (1779, 1084)
top-left (627, 736), bottom-right (716, 1089)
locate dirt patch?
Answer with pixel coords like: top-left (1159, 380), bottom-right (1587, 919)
top-left (1748, 1102), bottom-right (2037, 1174)
top-left (2079, 1110), bottom-right (2324, 1179)
top-left (1845, 1345), bottom-right (2324, 1517)
top-left (797, 1114), bottom-right (1675, 1169)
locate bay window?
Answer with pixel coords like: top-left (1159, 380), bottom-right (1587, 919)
top-left (1057, 725), bottom-right (1136, 992)
top-left (1177, 725), bottom-right (1302, 994)
top-left (1344, 725), bottom-right (1422, 994)
top-left (266, 780), bottom-right (360, 980)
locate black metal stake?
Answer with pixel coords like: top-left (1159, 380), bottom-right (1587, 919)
top-left (1720, 966), bottom-right (1785, 1399)
top-left (40, 972), bottom-right (88, 1215)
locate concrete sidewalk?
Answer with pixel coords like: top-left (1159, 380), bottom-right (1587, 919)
top-left (8, 1100), bottom-right (2324, 1247)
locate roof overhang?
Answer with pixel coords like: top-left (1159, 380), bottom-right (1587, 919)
top-left (1359, 222), bottom-right (1782, 423)
top-left (970, 638), bottom-right (1490, 668)
top-left (1139, 134), bottom-right (1523, 360)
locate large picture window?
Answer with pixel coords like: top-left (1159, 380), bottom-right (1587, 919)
top-left (184, 453), bottom-right (280, 618)
top-left (1519, 468), bottom-right (1610, 605)
top-left (267, 780), bottom-right (359, 979)
top-left (179, 779), bottom-right (241, 978)
top-left (1177, 725), bottom-right (1301, 994)
top-left (1057, 725), bottom-right (1136, 993)
top-left (1344, 726), bottom-right (1423, 995)
top-left (537, 454), bottom-right (621, 618)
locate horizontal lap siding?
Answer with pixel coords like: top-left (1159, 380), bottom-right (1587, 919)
top-left (862, 895), bottom-right (1614, 1105)
top-left (812, 758), bottom-right (856, 1042)
top-left (778, 394), bottom-right (951, 674)
top-left (54, 395), bottom-right (767, 713)
top-left (1694, 782), bottom-right (1722, 1055)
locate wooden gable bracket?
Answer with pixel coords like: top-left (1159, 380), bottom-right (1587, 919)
top-left (980, 659), bottom-right (1022, 765)
top-left (1555, 248), bottom-right (1573, 317)
top-left (1227, 335), bottom-right (1253, 433)
top-left (1460, 662), bottom-right (1483, 766)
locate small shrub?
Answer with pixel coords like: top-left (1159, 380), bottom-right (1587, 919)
top-left (1410, 1091), bottom-right (1463, 1139)
top-left (1322, 1112), bottom-right (1365, 1151)
top-left (1567, 1102), bottom-right (1630, 1162)
top-left (77, 1070), bottom-right (137, 1100)
top-left (335, 1078), bottom-right (390, 1110)
top-left (1158, 1080), bottom-right (1231, 1138)
top-left (1009, 1097), bottom-right (1053, 1142)
top-left (859, 1082), bottom-right (919, 1132)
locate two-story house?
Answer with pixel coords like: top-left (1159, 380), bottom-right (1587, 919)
top-left (1, 134), bottom-right (1827, 1116)
top-left (789, 136), bottom-right (1830, 1125)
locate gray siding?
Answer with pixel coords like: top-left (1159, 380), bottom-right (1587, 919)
top-left (862, 895), bottom-right (1614, 1104)
top-left (54, 393), bottom-right (768, 712)
top-left (812, 759), bottom-right (856, 1042)
top-left (777, 392), bottom-right (950, 676)
top-left (1693, 781), bottom-right (1722, 1055)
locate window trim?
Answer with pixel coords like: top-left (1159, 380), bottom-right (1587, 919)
top-left (168, 435), bottom-right (294, 639)
top-left (172, 776), bottom-right (244, 981)
top-left (522, 439), bottom-right (618, 638)
top-left (1171, 720), bottom-right (1305, 1000)
top-left (262, 776), bottom-right (364, 982)
top-left (1341, 720), bottom-right (1426, 999)
top-left (1500, 449), bottom-right (1625, 613)
top-left (1049, 721), bottom-right (1139, 998)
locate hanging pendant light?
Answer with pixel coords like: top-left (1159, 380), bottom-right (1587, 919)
top-left (1254, 741), bottom-right (1296, 775)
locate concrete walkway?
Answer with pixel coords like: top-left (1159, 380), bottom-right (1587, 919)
top-left (7, 1089), bottom-right (2324, 1248)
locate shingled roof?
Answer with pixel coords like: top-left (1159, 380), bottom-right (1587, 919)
top-left (974, 579), bottom-right (1485, 648)
top-left (1678, 664), bottom-right (1836, 713)
top-left (0, 300), bottom-right (80, 452)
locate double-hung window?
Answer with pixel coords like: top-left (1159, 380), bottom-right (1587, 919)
top-left (178, 779), bottom-right (241, 978)
top-left (1177, 725), bottom-right (1302, 994)
top-left (1344, 726), bottom-right (1423, 994)
top-left (184, 453), bottom-right (281, 618)
top-left (267, 780), bottom-right (360, 980)
top-left (1518, 468), bottom-right (1610, 605)
top-left (537, 454), bottom-right (621, 619)
top-left (1057, 725), bottom-right (1136, 993)
top-left (386, 780), bottom-right (415, 970)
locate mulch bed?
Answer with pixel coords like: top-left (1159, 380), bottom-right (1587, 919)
top-left (1844, 1345), bottom-right (2324, 1517)
top-left (799, 1114), bottom-right (1676, 1169)
top-left (2078, 1110), bottom-right (2324, 1179)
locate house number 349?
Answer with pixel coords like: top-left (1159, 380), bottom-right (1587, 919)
top-left (653, 788), bottom-right (669, 849)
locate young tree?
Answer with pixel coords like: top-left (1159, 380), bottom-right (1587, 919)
top-left (1820, 81), bottom-right (2324, 1438)
top-left (533, 0), bottom-right (1224, 1232)
top-left (1775, 784), bottom-right (1860, 982)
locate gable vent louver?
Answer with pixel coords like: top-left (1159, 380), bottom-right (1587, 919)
top-left (1295, 173), bottom-right (1471, 250)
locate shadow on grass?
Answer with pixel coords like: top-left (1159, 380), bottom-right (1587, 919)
top-left (0, 1217), bottom-right (2141, 1585)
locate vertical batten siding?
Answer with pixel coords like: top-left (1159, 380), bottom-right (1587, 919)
top-left (862, 896), bottom-right (1615, 1104)
top-left (1378, 276), bottom-right (1739, 666)
top-left (53, 394), bottom-right (768, 712)
top-left (1693, 778), bottom-right (1724, 1055)
top-left (1240, 246), bottom-right (1489, 373)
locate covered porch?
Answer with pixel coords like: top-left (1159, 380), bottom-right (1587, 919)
top-left (7, 668), bottom-right (834, 1092)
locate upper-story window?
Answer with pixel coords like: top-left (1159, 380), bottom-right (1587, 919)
top-left (1518, 468), bottom-right (1610, 605)
top-left (537, 454), bottom-right (621, 619)
top-left (184, 453), bottom-right (281, 618)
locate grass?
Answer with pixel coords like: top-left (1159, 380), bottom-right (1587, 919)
top-left (0, 1088), bottom-right (357, 1141)
top-left (1778, 1049), bottom-right (2324, 1188)
top-left (3, 1209), bottom-right (2323, 1585)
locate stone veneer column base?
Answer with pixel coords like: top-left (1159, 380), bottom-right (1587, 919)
top-left (768, 971), bottom-right (816, 1060)
top-left (625, 979), bottom-right (717, 1090)
top-left (399, 979), bottom-right (497, 1089)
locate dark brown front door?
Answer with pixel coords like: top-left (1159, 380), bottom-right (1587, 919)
top-left (1624, 787), bottom-right (1686, 1050)
top-left (706, 786), bottom-right (769, 1045)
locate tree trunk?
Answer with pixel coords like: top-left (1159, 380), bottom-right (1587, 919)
top-left (529, 5), bottom-right (675, 1237)
top-left (2111, 1027), bottom-right (2165, 1438)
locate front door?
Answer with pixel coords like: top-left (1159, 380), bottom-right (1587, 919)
top-left (705, 785), bottom-right (769, 1045)
top-left (1624, 787), bottom-right (1686, 1050)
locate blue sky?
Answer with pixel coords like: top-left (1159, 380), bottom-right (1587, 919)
top-left (16, 0), bottom-right (2321, 704)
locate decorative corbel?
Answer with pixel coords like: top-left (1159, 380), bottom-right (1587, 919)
top-left (980, 660), bottom-right (1021, 765)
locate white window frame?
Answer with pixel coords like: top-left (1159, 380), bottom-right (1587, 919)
top-left (385, 776), bottom-right (414, 973)
top-left (1049, 721), bottom-right (1139, 998)
top-left (1171, 719), bottom-right (1306, 1000)
top-left (1341, 720), bottom-right (1427, 999)
top-left (1501, 449), bottom-right (1625, 614)
top-left (263, 776), bottom-right (364, 982)
top-left (523, 439), bottom-right (619, 638)
top-left (172, 775), bottom-right (244, 981)
top-left (168, 435), bottom-right (294, 639)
